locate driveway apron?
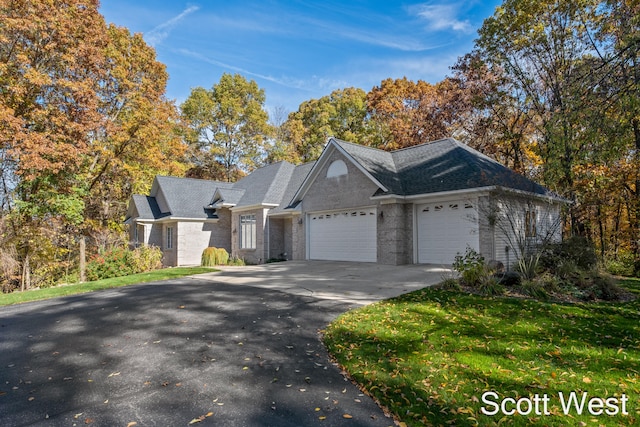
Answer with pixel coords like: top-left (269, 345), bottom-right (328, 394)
top-left (0, 262), bottom-right (444, 426)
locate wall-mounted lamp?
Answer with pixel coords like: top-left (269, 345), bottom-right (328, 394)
top-left (379, 211), bottom-right (384, 219)
top-left (298, 218), bottom-right (303, 225)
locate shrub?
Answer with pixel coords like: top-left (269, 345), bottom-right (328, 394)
top-left (439, 278), bottom-right (461, 291)
top-left (201, 247), bottom-right (218, 267)
top-left (495, 271), bottom-right (521, 287)
top-left (453, 247), bottom-right (487, 286)
top-left (517, 254), bottom-right (541, 280)
top-left (201, 247), bottom-right (230, 266)
top-left (477, 276), bottom-right (505, 296)
top-left (132, 245), bottom-right (163, 272)
top-left (605, 250), bottom-right (635, 276)
top-left (537, 272), bottom-right (561, 293)
top-left (541, 236), bottom-right (598, 273)
top-left (588, 275), bottom-right (621, 301)
top-left (216, 247), bottom-right (229, 265)
top-left (227, 256), bottom-right (246, 266)
top-left (86, 247), bottom-right (137, 281)
top-left (521, 279), bottom-right (549, 301)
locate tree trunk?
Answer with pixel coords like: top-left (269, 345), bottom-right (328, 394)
top-left (21, 253), bottom-right (30, 292)
top-left (79, 237), bottom-right (86, 283)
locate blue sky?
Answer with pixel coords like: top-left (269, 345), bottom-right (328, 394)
top-left (99, 1), bottom-right (502, 115)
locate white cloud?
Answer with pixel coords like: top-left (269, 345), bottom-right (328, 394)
top-left (411, 3), bottom-right (473, 33)
top-left (145, 5), bottom-right (200, 46)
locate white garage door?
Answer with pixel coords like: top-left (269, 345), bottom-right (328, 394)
top-left (417, 201), bottom-right (479, 265)
top-left (308, 208), bottom-right (377, 262)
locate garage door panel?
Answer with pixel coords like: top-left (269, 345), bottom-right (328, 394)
top-left (309, 209), bottom-right (376, 262)
top-left (417, 202), bottom-right (478, 265)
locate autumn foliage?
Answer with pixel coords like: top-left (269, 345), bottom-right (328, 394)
top-left (0, 0), bottom-right (186, 290)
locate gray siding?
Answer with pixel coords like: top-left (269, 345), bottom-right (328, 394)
top-left (301, 151), bottom-right (379, 213)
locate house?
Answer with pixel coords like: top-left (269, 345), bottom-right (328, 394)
top-left (125, 137), bottom-right (565, 267)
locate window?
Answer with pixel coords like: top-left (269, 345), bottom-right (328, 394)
top-left (326, 160), bottom-right (348, 178)
top-left (240, 214), bottom-right (256, 249)
top-left (525, 210), bottom-right (537, 237)
top-left (166, 226), bottom-right (173, 249)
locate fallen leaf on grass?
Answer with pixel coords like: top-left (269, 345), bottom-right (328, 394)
top-left (583, 377), bottom-right (592, 383)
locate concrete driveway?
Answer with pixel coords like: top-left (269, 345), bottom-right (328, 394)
top-left (0, 261), bottom-right (445, 426)
top-left (203, 261), bottom-right (450, 305)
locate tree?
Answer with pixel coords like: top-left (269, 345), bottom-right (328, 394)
top-left (366, 77), bottom-right (462, 150)
top-left (0, 1), bottom-right (191, 290)
top-left (181, 73), bottom-right (273, 181)
top-left (451, 52), bottom-right (539, 176)
top-left (86, 24), bottom-right (187, 229)
top-left (476, 0), bottom-right (602, 194)
top-left (280, 87), bottom-right (374, 162)
top-left (0, 0), bottom-right (107, 288)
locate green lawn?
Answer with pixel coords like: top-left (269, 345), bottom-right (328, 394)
top-left (0, 267), bottom-right (217, 307)
top-left (324, 278), bottom-right (640, 426)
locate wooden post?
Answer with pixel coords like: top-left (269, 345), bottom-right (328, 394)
top-left (79, 237), bottom-right (86, 283)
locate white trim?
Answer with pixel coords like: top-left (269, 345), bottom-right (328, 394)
top-left (372, 185), bottom-right (568, 205)
top-left (230, 203), bottom-right (279, 213)
top-left (267, 209), bottom-right (302, 218)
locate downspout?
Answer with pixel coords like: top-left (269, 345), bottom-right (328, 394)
top-left (265, 211), bottom-right (270, 263)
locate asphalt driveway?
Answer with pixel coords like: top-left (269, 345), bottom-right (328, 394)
top-left (0, 261), bottom-right (445, 426)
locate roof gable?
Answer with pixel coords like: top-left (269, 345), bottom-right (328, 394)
top-left (291, 138), bottom-right (390, 204)
top-left (152, 176), bottom-right (233, 219)
top-left (232, 161), bottom-right (296, 208)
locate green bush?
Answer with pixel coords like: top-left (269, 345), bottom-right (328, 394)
top-left (201, 247), bottom-right (218, 267)
top-left (453, 247), bottom-right (487, 286)
top-left (605, 250), bottom-right (635, 276)
top-left (439, 278), bottom-right (461, 291)
top-left (86, 245), bottom-right (163, 282)
top-left (541, 236), bottom-right (598, 273)
top-left (477, 276), bottom-right (505, 296)
top-left (86, 247), bottom-right (137, 281)
top-left (521, 279), bottom-right (549, 301)
top-left (227, 256), bottom-right (246, 266)
top-left (201, 247), bottom-right (230, 266)
top-left (587, 275), bottom-right (621, 301)
top-left (132, 245), bottom-right (163, 272)
top-left (216, 247), bottom-right (229, 265)
top-left (516, 254), bottom-right (541, 280)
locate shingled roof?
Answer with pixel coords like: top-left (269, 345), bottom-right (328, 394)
top-left (331, 137), bottom-right (553, 198)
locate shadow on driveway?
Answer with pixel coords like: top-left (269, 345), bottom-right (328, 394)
top-left (0, 276), bottom-right (398, 426)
